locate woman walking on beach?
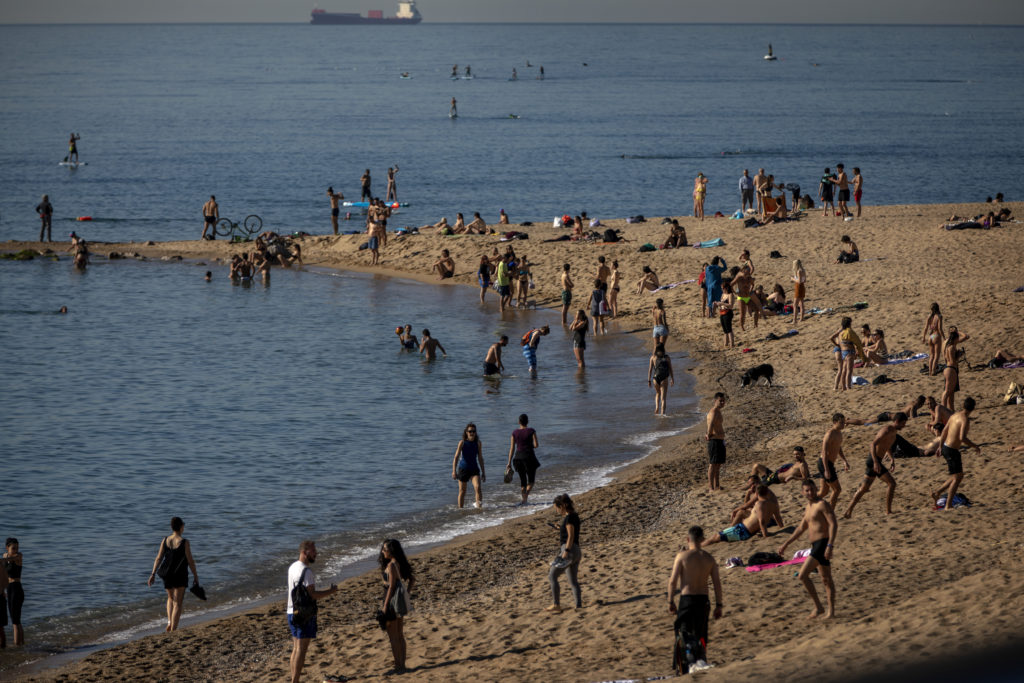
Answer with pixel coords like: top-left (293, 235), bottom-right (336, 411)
top-left (941, 327), bottom-right (969, 411)
top-left (648, 343), bottom-right (674, 415)
top-left (569, 309), bottom-right (589, 369)
top-left (4, 538), bottom-right (24, 646)
top-left (147, 517), bottom-right (199, 632)
top-left (452, 423), bottom-right (485, 508)
top-left (546, 494), bottom-right (582, 613)
top-left (652, 298), bottom-right (669, 346)
top-left (506, 414), bottom-right (540, 505)
top-left (608, 260), bottom-right (620, 318)
top-left (693, 173), bottom-right (708, 221)
top-left (921, 303), bottom-right (945, 376)
top-left (379, 539), bottom-right (414, 673)
top-left (791, 260), bottom-right (806, 324)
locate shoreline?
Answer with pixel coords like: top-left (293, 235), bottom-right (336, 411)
top-left (6, 201), bottom-right (1024, 682)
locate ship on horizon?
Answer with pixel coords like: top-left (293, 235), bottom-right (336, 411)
top-left (311, 1), bottom-right (422, 24)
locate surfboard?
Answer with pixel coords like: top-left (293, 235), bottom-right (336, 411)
top-left (59, 161), bottom-right (87, 167)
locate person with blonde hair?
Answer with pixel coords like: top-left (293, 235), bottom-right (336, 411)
top-left (791, 260), bottom-right (806, 324)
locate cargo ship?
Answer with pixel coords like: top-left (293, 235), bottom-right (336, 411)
top-left (310, 1), bottom-right (422, 24)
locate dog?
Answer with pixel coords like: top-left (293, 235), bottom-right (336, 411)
top-left (740, 363), bottom-right (774, 387)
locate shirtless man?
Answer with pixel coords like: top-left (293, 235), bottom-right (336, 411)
top-left (360, 169), bottom-right (371, 201)
top-left (465, 212), bottom-right (487, 233)
top-left (778, 480), bottom-right (838, 619)
top-left (483, 336), bottom-right (507, 376)
top-left (753, 168), bottom-right (768, 217)
top-left (927, 395), bottom-right (953, 434)
top-left (852, 167), bottom-right (864, 217)
top-left (326, 187), bottom-right (344, 235)
top-left (433, 249), bottom-right (455, 280)
top-left (729, 483), bottom-right (784, 527)
top-left (705, 393), bottom-right (727, 492)
top-left (667, 526), bottom-right (722, 675)
top-left (751, 446), bottom-right (810, 486)
top-left (385, 166), bottom-right (399, 202)
top-left (834, 164), bottom-right (851, 218)
top-left (68, 132), bottom-right (81, 162)
top-left (596, 256), bottom-right (610, 294)
top-left (819, 414), bottom-right (851, 507)
top-left (201, 195), bottom-right (219, 240)
top-left (932, 397), bottom-right (980, 510)
top-left (419, 329), bottom-right (447, 361)
top-left (560, 263), bottom-right (574, 324)
top-left (705, 486), bottom-right (778, 544)
top-left (730, 266), bottom-right (760, 331)
top-left (367, 219), bottom-right (386, 266)
top-left (843, 413), bottom-right (906, 518)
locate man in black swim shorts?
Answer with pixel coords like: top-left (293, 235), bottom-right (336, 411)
top-left (705, 392), bottom-right (727, 492)
top-left (201, 195), bottom-right (219, 240)
top-left (778, 480), bottom-right (837, 618)
top-left (932, 396), bottom-right (980, 510)
top-left (843, 413), bottom-right (905, 519)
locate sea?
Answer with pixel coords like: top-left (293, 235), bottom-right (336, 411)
top-left (1, 21), bottom-right (1022, 674)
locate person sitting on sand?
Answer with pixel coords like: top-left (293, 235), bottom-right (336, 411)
top-left (864, 329), bottom-right (889, 366)
top-left (421, 217), bottom-right (449, 233)
top-left (433, 250), bottom-right (455, 280)
top-left (452, 213), bottom-right (466, 233)
top-left (465, 212), bottom-right (487, 234)
top-left (704, 486), bottom-right (780, 544)
top-left (728, 482), bottom-right (784, 528)
top-left (418, 329), bottom-right (447, 361)
top-left (663, 220), bottom-right (688, 249)
top-left (835, 235), bottom-right (859, 263)
top-left (751, 446), bottom-right (810, 486)
top-left (499, 209), bottom-right (510, 225)
top-left (760, 193), bottom-right (790, 225)
top-left (762, 283), bottom-right (787, 315)
top-left (635, 265), bottom-right (660, 294)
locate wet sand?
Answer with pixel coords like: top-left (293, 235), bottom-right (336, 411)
top-left (5, 201), bottom-right (1024, 682)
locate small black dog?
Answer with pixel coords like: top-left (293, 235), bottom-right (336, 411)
top-left (740, 363), bottom-right (774, 387)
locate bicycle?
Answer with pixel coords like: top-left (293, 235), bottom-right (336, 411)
top-left (214, 215), bottom-right (263, 242)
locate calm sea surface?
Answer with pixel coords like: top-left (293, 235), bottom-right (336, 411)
top-left (1, 21), bottom-right (1022, 670)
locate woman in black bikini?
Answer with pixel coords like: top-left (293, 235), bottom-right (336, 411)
top-left (941, 327), bottom-right (969, 411)
top-left (147, 517), bottom-right (199, 632)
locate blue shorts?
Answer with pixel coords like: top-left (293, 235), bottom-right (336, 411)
top-left (718, 523), bottom-right (751, 543)
top-left (653, 325), bottom-right (668, 338)
top-left (288, 613), bottom-right (317, 639)
top-left (368, 236), bottom-right (379, 250)
top-left (523, 345), bottom-right (537, 368)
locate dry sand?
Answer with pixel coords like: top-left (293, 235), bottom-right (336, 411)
top-left (5, 202), bottom-right (1024, 682)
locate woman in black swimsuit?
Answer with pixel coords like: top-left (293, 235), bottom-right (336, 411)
top-left (569, 309), bottom-right (589, 369)
top-left (147, 517), bottom-right (199, 632)
top-left (4, 538), bottom-right (24, 646)
top-left (647, 343), bottom-right (674, 416)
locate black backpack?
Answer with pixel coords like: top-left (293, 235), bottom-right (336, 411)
top-left (290, 568), bottom-right (318, 627)
top-left (603, 228), bottom-right (619, 243)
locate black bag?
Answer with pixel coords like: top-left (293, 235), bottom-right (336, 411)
top-left (674, 625), bottom-right (707, 675)
top-left (603, 228), bottom-right (619, 243)
top-left (747, 551), bottom-right (783, 566)
top-left (155, 539), bottom-right (172, 579)
top-left (744, 217), bottom-right (759, 227)
top-left (290, 568), bottom-right (318, 627)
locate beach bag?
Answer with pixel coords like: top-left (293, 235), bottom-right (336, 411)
top-left (389, 579), bottom-right (410, 616)
top-left (744, 217), bottom-right (759, 227)
top-left (673, 624), bottom-right (707, 675)
top-left (503, 466), bottom-right (514, 484)
top-left (637, 243), bottom-right (657, 253)
top-left (872, 374), bottom-right (894, 385)
top-left (603, 228), bottom-right (619, 243)
top-left (599, 299), bottom-right (610, 316)
top-left (553, 216), bottom-right (563, 228)
top-left (155, 539), bottom-right (173, 579)
top-left (290, 568), bottom-right (318, 627)
top-left (1004, 382), bottom-right (1022, 405)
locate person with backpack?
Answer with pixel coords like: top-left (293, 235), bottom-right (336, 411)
top-left (667, 526), bottom-right (722, 675)
top-left (521, 326), bottom-right (550, 376)
top-left (147, 517), bottom-right (199, 633)
top-left (287, 540), bottom-right (339, 683)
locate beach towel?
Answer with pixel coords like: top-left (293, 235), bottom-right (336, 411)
top-left (996, 361), bottom-right (1024, 369)
top-left (653, 279), bottom-right (696, 292)
top-left (694, 237), bottom-right (725, 249)
top-left (883, 352), bottom-right (928, 365)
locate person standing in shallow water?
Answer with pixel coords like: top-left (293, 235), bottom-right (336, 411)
top-left (3, 538), bottom-right (25, 646)
top-left (147, 517), bottom-right (198, 632)
top-left (569, 309), bottom-right (589, 369)
top-left (452, 423), bottom-right (485, 508)
top-left (648, 343), bottom-right (674, 416)
top-left (506, 413), bottom-right (540, 505)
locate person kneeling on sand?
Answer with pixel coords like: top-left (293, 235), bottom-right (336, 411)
top-left (667, 526), bottom-right (722, 675)
top-left (704, 486), bottom-right (779, 545)
top-left (778, 480), bottom-right (838, 619)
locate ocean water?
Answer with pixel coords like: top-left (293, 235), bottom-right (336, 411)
top-left (0, 255), bottom-right (698, 667)
top-left (1, 23), bottom-right (1023, 244)
top-left (2, 21), bottom-right (1023, 671)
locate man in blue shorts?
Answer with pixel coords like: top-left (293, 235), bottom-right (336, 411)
top-left (288, 540), bottom-right (339, 683)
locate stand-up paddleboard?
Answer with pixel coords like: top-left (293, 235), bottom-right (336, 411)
top-left (449, 112), bottom-right (458, 119)
top-left (764, 43), bottom-right (777, 61)
top-left (59, 161), bottom-right (87, 167)
top-left (342, 201), bottom-right (408, 209)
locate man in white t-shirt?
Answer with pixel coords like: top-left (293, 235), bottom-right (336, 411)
top-left (288, 540), bottom-right (339, 683)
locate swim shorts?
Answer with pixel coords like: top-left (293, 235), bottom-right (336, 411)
top-left (719, 310), bottom-right (733, 334)
top-left (498, 285), bottom-right (511, 297)
top-left (204, 215), bottom-right (216, 224)
top-left (288, 613), bottom-right (317, 639)
top-left (673, 594), bottom-right (710, 650)
top-left (456, 464), bottom-right (480, 482)
top-left (718, 523), bottom-right (750, 543)
top-left (809, 538), bottom-right (831, 567)
top-left (838, 189), bottom-right (850, 202)
top-left (854, 189), bottom-right (862, 202)
top-left (707, 438), bottom-right (726, 465)
top-left (561, 289), bottom-right (572, 306)
top-left (941, 444), bottom-right (963, 475)
top-left (864, 455), bottom-right (890, 478)
top-left (817, 458), bottom-right (838, 483)
top-left (483, 361), bottom-right (500, 376)
top-left (653, 325), bottom-right (669, 338)
top-left (368, 236), bottom-right (379, 250)
top-left (332, 207), bottom-right (340, 217)
top-left (522, 345), bottom-right (537, 368)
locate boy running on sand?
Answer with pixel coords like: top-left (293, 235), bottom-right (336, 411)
top-left (843, 413), bottom-right (906, 518)
top-left (778, 480), bottom-right (838, 619)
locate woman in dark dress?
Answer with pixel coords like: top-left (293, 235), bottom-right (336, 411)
top-left (546, 494), bottom-right (582, 612)
top-left (379, 539), bottom-right (415, 673)
top-left (147, 516), bottom-right (199, 632)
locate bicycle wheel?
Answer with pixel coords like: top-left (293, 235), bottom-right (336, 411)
top-left (215, 219), bottom-right (235, 237)
top-left (243, 215), bottom-right (263, 237)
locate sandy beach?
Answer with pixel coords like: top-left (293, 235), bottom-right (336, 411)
top-left (5, 201), bottom-right (1024, 682)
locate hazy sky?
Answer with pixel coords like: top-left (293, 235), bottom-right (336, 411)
top-left (2, 0), bottom-right (1022, 24)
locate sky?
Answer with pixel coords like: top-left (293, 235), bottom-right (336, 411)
top-left (1, 0), bottom-right (1022, 24)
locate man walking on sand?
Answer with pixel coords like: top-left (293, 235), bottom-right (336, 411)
top-left (327, 187), bottom-right (344, 235)
top-left (201, 195), bottom-right (219, 240)
top-left (560, 263), bottom-right (574, 324)
top-left (778, 480), bottom-right (838, 619)
top-left (288, 540), bottom-right (339, 683)
top-left (667, 526), bottom-right (722, 674)
top-left (706, 392), bottom-right (727, 492)
top-left (819, 413), bottom-right (851, 508)
top-left (739, 170), bottom-right (755, 213)
top-left (932, 396), bottom-right (980, 510)
top-left (843, 412), bottom-right (906, 518)
top-left (483, 336), bottom-right (507, 376)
